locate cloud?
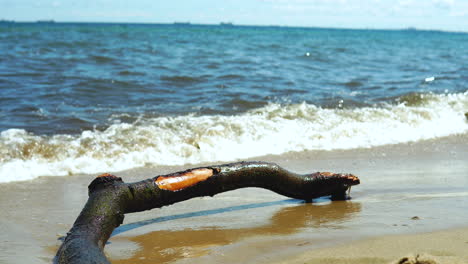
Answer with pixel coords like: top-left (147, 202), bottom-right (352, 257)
top-left (261, 0), bottom-right (461, 16)
top-left (432, 0), bottom-right (454, 9)
top-left (264, 0), bottom-right (390, 17)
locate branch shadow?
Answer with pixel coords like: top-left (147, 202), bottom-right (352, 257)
top-left (112, 198), bottom-right (307, 236)
top-left (110, 197), bottom-right (361, 264)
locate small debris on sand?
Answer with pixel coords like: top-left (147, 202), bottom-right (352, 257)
top-left (395, 254), bottom-right (437, 264)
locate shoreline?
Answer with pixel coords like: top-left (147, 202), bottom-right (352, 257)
top-left (0, 133), bottom-right (467, 263)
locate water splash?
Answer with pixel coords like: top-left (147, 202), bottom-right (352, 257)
top-left (0, 91), bottom-right (467, 183)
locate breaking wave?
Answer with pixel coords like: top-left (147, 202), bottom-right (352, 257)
top-left (1, 92), bottom-right (467, 183)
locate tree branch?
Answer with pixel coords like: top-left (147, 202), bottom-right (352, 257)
top-left (54, 161), bottom-right (360, 264)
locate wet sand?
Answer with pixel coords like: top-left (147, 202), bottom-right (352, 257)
top-left (0, 133), bottom-right (467, 264)
top-left (276, 227), bottom-right (468, 264)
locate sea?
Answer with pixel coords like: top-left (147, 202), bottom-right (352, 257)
top-left (0, 23), bottom-right (467, 183)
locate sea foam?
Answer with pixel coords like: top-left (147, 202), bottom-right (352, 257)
top-left (1, 92), bottom-right (467, 183)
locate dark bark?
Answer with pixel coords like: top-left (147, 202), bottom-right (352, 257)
top-left (54, 161), bottom-right (360, 264)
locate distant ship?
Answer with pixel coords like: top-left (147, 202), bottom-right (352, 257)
top-left (173, 22), bottom-right (191, 25)
top-left (36, 20), bottom-right (56, 24)
top-left (404, 27), bottom-right (418, 31)
top-left (0, 19), bottom-right (15, 24)
top-left (220, 22), bottom-right (234, 27)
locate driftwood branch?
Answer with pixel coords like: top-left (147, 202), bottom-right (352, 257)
top-left (54, 161), bottom-right (360, 264)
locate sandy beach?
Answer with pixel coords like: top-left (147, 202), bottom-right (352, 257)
top-left (2, 20), bottom-right (467, 264)
top-left (1, 132), bottom-right (467, 264)
top-left (277, 227), bottom-right (468, 264)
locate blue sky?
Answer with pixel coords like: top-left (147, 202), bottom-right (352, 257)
top-left (1, 0), bottom-right (467, 31)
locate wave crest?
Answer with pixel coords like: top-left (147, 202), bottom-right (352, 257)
top-left (1, 92), bottom-right (467, 183)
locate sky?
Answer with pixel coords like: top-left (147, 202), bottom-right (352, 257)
top-left (1, 0), bottom-right (468, 32)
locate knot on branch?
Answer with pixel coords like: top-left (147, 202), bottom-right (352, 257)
top-left (88, 173), bottom-right (123, 195)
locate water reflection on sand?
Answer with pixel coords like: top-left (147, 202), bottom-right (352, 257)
top-left (111, 200), bottom-right (361, 264)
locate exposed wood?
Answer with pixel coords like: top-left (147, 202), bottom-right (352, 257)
top-left (54, 161), bottom-right (360, 264)
top-left (155, 168), bottom-right (215, 191)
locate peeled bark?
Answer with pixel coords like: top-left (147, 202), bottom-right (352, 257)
top-left (54, 161), bottom-right (360, 264)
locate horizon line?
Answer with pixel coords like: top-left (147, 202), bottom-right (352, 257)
top-left (1, 20), bottom-right (467, 34)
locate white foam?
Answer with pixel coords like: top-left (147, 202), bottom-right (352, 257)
top-left (425, 76), bottom-right (435, 82)
top-left (1, 91), bottom-right (467, 183)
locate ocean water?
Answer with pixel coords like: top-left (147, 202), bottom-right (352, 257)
top-left (0, 23), bottom-right (467, 182)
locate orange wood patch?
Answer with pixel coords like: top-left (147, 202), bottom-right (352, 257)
top-left (155, 168), bottom-right (214, 191)
top-left (97, 173), bottom-right (116, 178)
top-left (318, 172), bottom-right (359, 184)
top-left (345, 174), bottom-right (360, 183)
